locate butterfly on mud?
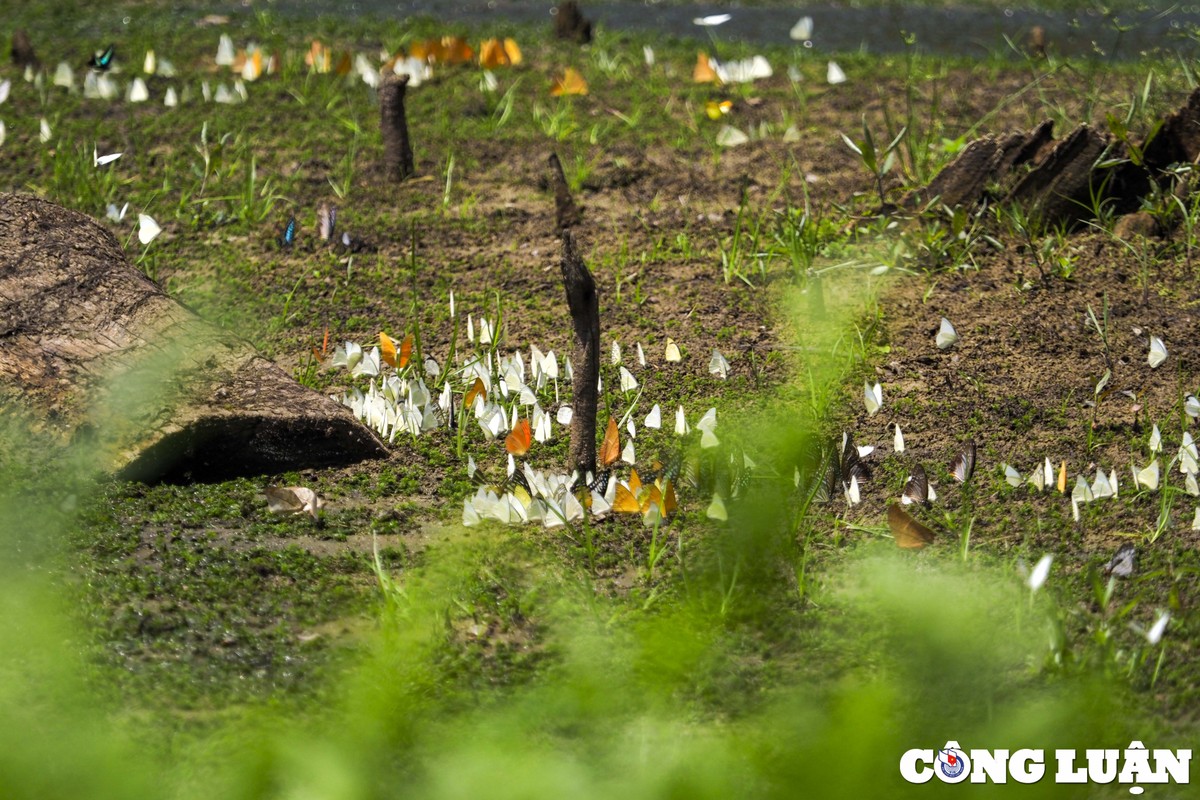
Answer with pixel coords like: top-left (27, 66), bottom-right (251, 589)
top-left (278, 216), bottom-right (297, 248)
top-left (89, 44), bottom-right (115, 71)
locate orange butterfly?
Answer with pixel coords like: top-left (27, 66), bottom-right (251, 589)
top-left (551, 67), bottom-right (588, 96)
top-left (479, 37), bottom-right (522, 68)
top-left (887, 503), bottom-right (936, 549)
top-left (506, 419), bottom-right (532, 456)
top-left (305, 40), bottom-right (331, 73)
top-left (464, 377), bottom-right (487, 408)
top-left (599, 418), bottom-right (620, 468)
top-left (693, 52), bottom-right (719, 83)
top-left (627, 467), bottom-right (643, 497)
top-left (311, 325), bottom-right (330, 361)
top-left (612, 483), bottom-right (641, 514)
top-left (379, 332), bottom-right (414, 369)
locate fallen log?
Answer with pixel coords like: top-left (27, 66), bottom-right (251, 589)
top-left (0, 193), bottom-right (388, 481)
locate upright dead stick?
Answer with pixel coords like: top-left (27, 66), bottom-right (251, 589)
top-left (11, 29), bottom-right (38, 70)
top-left (560, 230), bottom-right (599, 477)
top-left (380, 74), bottom-right (414, 182)
top-left (548, 152), bottom-right (582, 232)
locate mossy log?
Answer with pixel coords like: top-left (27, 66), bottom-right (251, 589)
top-left (0, 193), bottom-right (387, 481)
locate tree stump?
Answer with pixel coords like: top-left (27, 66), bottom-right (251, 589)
top-left (11, 29), bottom-right (38, 70)
top-left (0, 193), bottom-right (388, 481)
top-left (554, 1), bottom-right (593, 44)
top-left (380, 74), bottom-right (414, 182)
top-left (559, 230), bottom-right (599, 478)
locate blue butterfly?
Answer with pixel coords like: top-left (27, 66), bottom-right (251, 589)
top-left (278, 216), bottom-right (297, 248)
top-left (89, 44), bottom-right (115, 71)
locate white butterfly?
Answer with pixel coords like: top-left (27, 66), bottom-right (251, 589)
top-left (1149, 423), bottom-right (1162, 454)
top-left (619, 366), bottom-right (638, 392)
top-left (892, 423), bottom-right (905, 452)
top-left (1134, 459), bottom-right (1160, 491)
top-left (706, 493), bottom-right (728, 520)
top-left (94, 147), bottom-right (122, 167)
top-left (1186, 395), bottom-right (1200, 417)
top-left (715, 125), bottom-right (749, 148)
top-left (709, 349), bottom-right (731, 379)
top-left (0, 79), bottom-right (9, 104)
top-left (693, 14), bottom-right (732, 26)
top-left (1072, 475), bottom-right (1094, 505)
top-left (216, 35), bottom-right (236, 66)
top-left (164, 87), bottom-right (178, 107)
top-left (1003, 463), bottom-right (1023, 488)
top-left (864, 380), bottom-right (883, 416)
top-left (556, 406), bottom-right (573, 425)
top-left (127, 77), bottom-right (150, 103)
top-left (611, 339), bottom-right (621, 365)
top-left (643, 46), bottom-right (655, 67)
top-left (621, 439), bottom-right (636, 465)
top-left (844, 475), bottom-right (861, 505)
top-left (137, 213), bottom-right (161, 244)
top-left (675, 406), bottom-right (690, 436)
top-left (636, 343), bottom-right (646, 367)
top-left (106, 202), bottom-right (129, 222)
top-left (1149, 336), bottom-right (1167, 368)
top-left (936, 317), bottom-right (959, 350)
top-left (1027, 554), bottom-right (1053, 592)
top-left (1091, 469), bottom-right (1115, 499)
top-left (664, 337), bottom-right (682, 362)
top-left (39, 117), bottom-right (51, 144)
top-left (789, 16), bottom-right (813, 41)
top-left (644, 404), bottom-right (662, 429)
top-left (826, 61), bottom-right (846, 85)
top-left (1145, 611), bottom-right (1171, 645)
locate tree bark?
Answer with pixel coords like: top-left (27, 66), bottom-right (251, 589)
top-left (547, 152), bottom-right (582, 232)
top-left (380, 74), bottom-right (414, 182)
top-left (559, 230), bottom-right (599, 478)
top-left (11, 29), bottom-right (37, 70)
top-left (0, 193), bottom-right (388, 481)
top-left (554, 1), bottom-right (593, 44)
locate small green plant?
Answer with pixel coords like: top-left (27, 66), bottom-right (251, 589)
top-left (840, 115), bottom-right (906, 209)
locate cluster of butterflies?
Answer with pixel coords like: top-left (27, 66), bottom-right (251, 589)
top-left (327, 303), bottom-right (745, 524)
top-left (806, 431), bottom-right (976, 548)
top-left (276, 203), bottom-right (371, 253)
top-left (1002, 423), bottom-right (1200, 529)
top-left (464, 413), bottom-right (755, 528)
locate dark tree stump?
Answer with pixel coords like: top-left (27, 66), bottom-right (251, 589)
top-left (11, 29), bottom-right (37, 70)
top-left (548, 153), bottom-right (583, 232)
top-left (1142, 86), bottom-right (1200, 171)
top-left (0, 193), bottom-right (388, 481)
top-left (380, 74), bottom-right (414, 182)
top-left (902, 137), bottom-right (1004, 210)
top-left (554, 1), bottom-right (593, 44)
top-left (559, 230), bottom-right (599, 478)
top-left (1005, 124), bottom-right (1113, 225)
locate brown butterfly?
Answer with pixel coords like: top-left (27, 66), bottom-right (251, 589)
top-left (840, 432), bottom-right (872, 484)
top-left (901, 464), bottom-right (935, 506)
top-left (888, 503), bottom-right (936, 549)
top-left (950, 440), bottom-right (976, 483)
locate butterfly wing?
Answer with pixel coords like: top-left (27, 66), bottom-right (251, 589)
top-left (840, 433), bottom-right (872, 484)
top-left (318, 203), bottom-right (337, 240)
top-left (951, 440), bottom-right (976, 483)
top-left (901, 464), bottom-right (930, 505)
top-left (505, 419), bottom-right (532, 456)
top-left (599, 417), bottom-right (621, 468)
top-left (888, 503), bottom-right (936, 549)
top-left (1103, 542), bottom-right (1136, 577)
